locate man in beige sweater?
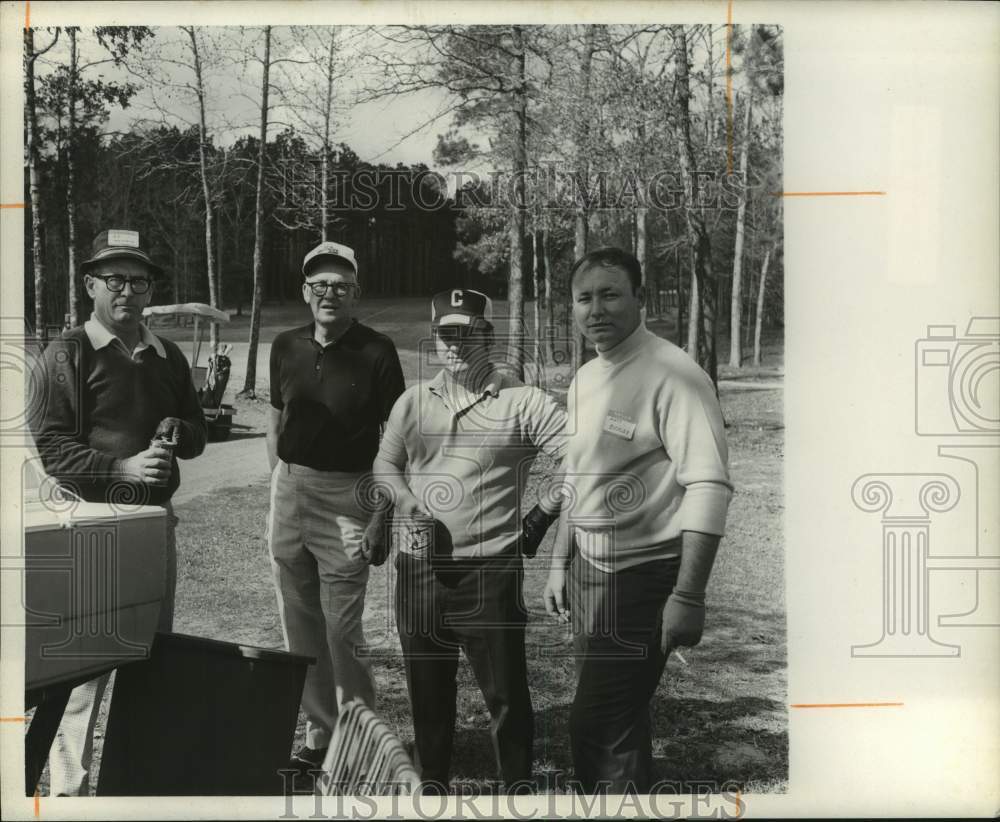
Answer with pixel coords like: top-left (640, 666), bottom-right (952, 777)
top-left (543, 247), bottom-right (733, 794)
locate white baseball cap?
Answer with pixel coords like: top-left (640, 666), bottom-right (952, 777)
top-left (302, 241), bottom-right (358, 277)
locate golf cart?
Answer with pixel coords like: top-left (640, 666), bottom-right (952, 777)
top-left (143, 302), bottom-right (236, 442)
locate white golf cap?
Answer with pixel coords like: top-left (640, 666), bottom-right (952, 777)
top-left (302, 241), bottom-right (358, 277)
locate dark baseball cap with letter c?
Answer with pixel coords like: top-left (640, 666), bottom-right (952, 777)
top-left (431, 289), bottom-right (494, 327)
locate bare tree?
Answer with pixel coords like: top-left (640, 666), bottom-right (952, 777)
top-left (55, 27), bottom-right (152, 328)
top-left (65, 28), bottom-right (79, 328)
top-left (541, 210), bottom-right (556, 364)
top-left (181, 26), bottom-right (221, 349)
top-left (128, 27), bottom-right (228, 343)
top-left (753, 241), bottom-right (773, 366)
top-left (271, 27), bottom-right (352, 241)
top-left (362, 25), bottom-right (555, 378)
top-left (508, 24), bottom-right (529, 380)
top-left (24, 26), bottom-right (60, 339)
top-left (754, 196), bottom-right (782, 367)
top-left (672, 25), bottom-right (718, 384)
top-left (571, 25), bottom-right (597, 369)
top-left (531, 213), bottom-right (543, 374)
top-left (240, 25), bottom-right (272, 399)
top-left (728, 89), bottom-right (752, 367)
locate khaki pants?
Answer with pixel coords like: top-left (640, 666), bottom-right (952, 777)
top-left (48, 503), bottom-right (178, 797)
top-left (267, 462), bottom-right (375, 750)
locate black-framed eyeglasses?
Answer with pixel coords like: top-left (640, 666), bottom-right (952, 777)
top-left (307, 281), bottom-right (357, 297)
top-left (435, 325), bottom-right (482, 345)
top-left (90, 274), bottom-right (152, 294)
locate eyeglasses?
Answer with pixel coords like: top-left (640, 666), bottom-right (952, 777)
top-left (90, 274), bottom-right (152, 294)
top-left (307, 281), bottom-right (357, 297)
top-left (435, 326), bottom-right (484, 345)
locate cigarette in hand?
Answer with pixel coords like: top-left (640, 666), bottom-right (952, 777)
top-left (673, 648), bottom-right (688, 665)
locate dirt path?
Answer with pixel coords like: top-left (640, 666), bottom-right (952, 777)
top-left (173, 432), bottom-right (272, 506)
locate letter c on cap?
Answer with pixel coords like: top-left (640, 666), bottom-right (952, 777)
top-left (451, 290), bottom-right (463, 307)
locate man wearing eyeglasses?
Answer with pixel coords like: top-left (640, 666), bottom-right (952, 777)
top-left (267, 241), bottom-right (405, 776)
top-left (371, 289), bottom-right (566, 792)
top-left (30, 229), bottom-right (207, 795)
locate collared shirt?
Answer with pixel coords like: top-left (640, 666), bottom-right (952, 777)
top-left (269, 320), bottom-right (405, 472)
top-left (377, 367), bottom-right (567, 558)
top-left (84, 313), bottom-right (167, 360)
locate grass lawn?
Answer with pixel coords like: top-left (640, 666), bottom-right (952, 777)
top-left (37, 306), bottom-right (786, 796)
top-left (165, 387), bottom-right (786, 795)
top-left (169, 314), bottom-right (786, 794)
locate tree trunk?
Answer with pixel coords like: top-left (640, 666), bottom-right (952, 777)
top-left (636, 204), bottom-right (648, 306)
top-left (24, 28), bottom-right (52, 339)
top-left (686, 264), bottom-right (699, 354)
top-left (571, 25), bottom-right (597, 370)
top-left (66, 28), bottom-right (79, 329)
top-left (541, 221), bottom-right (554, 365)
top-left (673, 25), bottom-right (718, 384)
top-left (187, 27), bottom-right (220, 351)
top-left (744, 249), bottom-right (755, 354)
top-left (320, 145), bottom-right (329, 242)
top-left (507, 25), bottom-right (528, 381)
top-left (729, 91), bottom-right (752, 367)
top-left (676, 247), bottom-right (686, 347)
top-left (241, 25), bottom-right (271, 398)
top-left (172, 246), bottom-right (180, 305)
top-left (531, 225), bottom-right (542, 377)
top-left (321, 35), bottom-right (335, 242)
top-left (216, 204), bottom-right (224, 311)
top-left (706, 24), bottom-right (715, 148)
top-left (753, 243), bottom-right (772, 367)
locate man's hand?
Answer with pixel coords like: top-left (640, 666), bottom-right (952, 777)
top-left (543, 566), bottom-right (570, 623)
top-left (659, 589), bottom-right (707, 654)
top-left (156, 417), bottom-right (182, 446)
top-left (360, 508), bottom-right (391, 567)
top-left (519, 504), bottom-right (559, 558)
top-left (395, 493), bottom-right (430, 520)
top-left (117, 445), bottom-right (173, 486)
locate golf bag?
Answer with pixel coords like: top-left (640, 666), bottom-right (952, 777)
top-left (199, 344), bottom-right (232, 409)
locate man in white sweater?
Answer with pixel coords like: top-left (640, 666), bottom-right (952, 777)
top-left (543, 247), bottom-right (733, 794)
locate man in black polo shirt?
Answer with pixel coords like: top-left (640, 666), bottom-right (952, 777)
top-left (267, 240), bottom-right (405, 774)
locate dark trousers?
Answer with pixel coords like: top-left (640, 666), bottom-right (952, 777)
top-left (395, 551), bottom-right (534, 789)
top-left (569, 553), bottom-right (680, 794)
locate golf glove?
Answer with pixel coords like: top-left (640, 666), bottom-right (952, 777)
top-left (519, 504), bottom-right (559, 558)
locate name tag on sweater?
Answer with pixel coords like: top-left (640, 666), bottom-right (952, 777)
top-left (603, 410), bottom-right (636, 440)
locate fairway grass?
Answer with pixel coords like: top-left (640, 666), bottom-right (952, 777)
top-left (173, 384), bottom-right (786, 794)
top-left (36, 311), bottom-right (786, 796)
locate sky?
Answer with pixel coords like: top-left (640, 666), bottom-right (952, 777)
top-left (35, 26), bottom-right (458, 171)
top-left (33, 23), bottom-right (755, 183)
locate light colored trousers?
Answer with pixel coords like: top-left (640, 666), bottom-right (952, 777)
top-left (48, 503), bottom-right (178, 796)
top-left (267, 461), bottom-right (375, 750)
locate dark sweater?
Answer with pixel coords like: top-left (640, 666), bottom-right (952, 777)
top-left (30, 326), bottom-right (207, 506)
